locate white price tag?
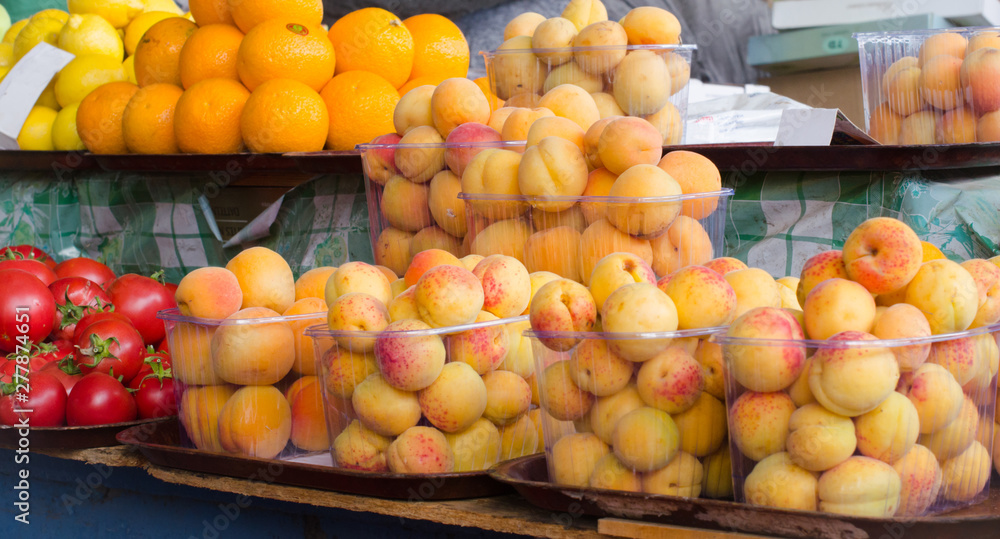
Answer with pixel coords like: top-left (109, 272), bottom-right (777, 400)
top-left (0, 43), bottom-right (75, 150)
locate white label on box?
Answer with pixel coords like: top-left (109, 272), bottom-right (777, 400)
top-left (0, 43), bottom-right (75, 150)
top-left (775, 108), bottom-right (840, 146)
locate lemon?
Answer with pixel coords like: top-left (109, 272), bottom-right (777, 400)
top-left (0, 5), bottom-right (10, 40)
top-left (12, 16), bottom-right (64, 61)
top-left (68, 0), bottom-right (145, 29)
top-left (58, 14), bottom-right (124, 59)
top-left (52, 103), bottom-right (86, 151)
top-left (123, 54), bottom-right (136, 83)
top-left (124, 11), bottom-right (175, 56)
top-left (0, 66), bottom-right (9, 83)
top-left (54, 54), bottom-right (127, 107)
top-left (0, 42), bottom-right (12, 68)
top-left (31, 9), bottom-right (69, 26)
top-left (17, 106), bottom-right (59, 150)
top-left (35, 80), bottom-right (60, 110)
top-left (142, 0), bottom-right (184, 15)
top-left (3, 19), bottom-right (28, 44)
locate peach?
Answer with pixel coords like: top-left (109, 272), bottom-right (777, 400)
top-left (568, 338), bottom-right (633, 397)
top-left (550, 432), bottom-right (610, 486)
top-left (326, 261), bottom-right (393, 306)
top-left (501, 106), bottom-right (554, 142)
top-left (179, 385), bottom-right (235, 452)
top-left (380, 176), bottom-right (433, 232)
top-left (809, 331), bottom-right (899, 417)
top-left (517, 136), bottom-right (590, 212)
top-left (212, 307), bottom-right (294, 385)
top-left (602, 283), bottom-right (679, 362)
top-left (582, 117), bottom-right (617, 169)
top-left (531, 17), bottom-right (577, 66)
top-left (818, 456), bottom-right (901, 517)
top-left (431, 78), bottom-right (491, 137)
top-left (701, 446), bottom-right (734, 499)
top-left (872, 303), bottom-right (932, 371)
top-left (978, 110), bottom-right (1000, 141)
top-left (175, 266), bottom-right (243, 319)
top-left (537, 83), bottom-right (601, 132)
top-left (868, 102), bottom-right (902, 144)
top-left (664, 265), bottom-right (737, 329)
top-left (724, 306), bottom-right (807, 392)
top-left (643, 451), bottom-right (704, 498)
top-left (892, 444), bottom-right (942, 516)
top-left (589, 453), bottom-right (643, 492)
top-left (919, 32), bottom-right (968, 64)
top-left (529, 278), bottom-right (598, 351)
top-left (471, 218), bottom-right (533, 262)
top-left (730, 391), bottom-right (797, 461)
top-left (572, 21), bottom-right (627, 76)
top-left (326, 293), bottom-right (391, 353)
top-left (656, 151), bottom-right (722, 220)
top-left (498, 413), bottom-right (540, 459)
top-left (842, 217), bottom-right (923, 295)
top-left (282, 298), bottom-right (326, 376)
top-left (499, 319), bottom-right (535, 377)
top-left (395, 126), bottom-right (446, 183)
top-left (612, 406), bottom-right (680, 472)
top-left (937, 106), bottom-right (977, 143)
top-left (414, 264), bottom-right (484, 328)
top-left (940, 440), bottom-right (991, 502)
top-left (217, 385), bottom-right (291, 459)
top-left (473, 254), bottom-right (532, 318)
top-left (444, 417), bottom-right (501, 472)
top-left (704, 257), bottom-right (747, 276)
top-left (404, 248), bottom-right (464, 288)
top-left (908, 362), bottom-right (965, 434)
top-left (374, 228), bottom-right (415, 278)
top-left (885, 66), bottom-right (925, 117)
top-left (225, 246), bottom-right (295, 313)
top-left (334, 419), bottom-right (392, 471)
top-left (321, 345), bottom-right (377, 399)
top-left (170, 323), bottom-right (222, 386)
top-left (743, 452), bottom-right (818, 511)
top-left (650, 216), bottom-right (714, 277)
top-left (525, 227), bottom-right (583, 281)
top-left (906, 259), bottom-right (979, 334)
top-left (525, 115), bottom-right (585, 152)
top-left (393, 85), bottom-right (435, 136)
top-left (293, 266), bottom-right (337, 302)
top-left (919, 54), bottom-right (965, 110)
top-left (597, 117), bottom-right (663, 175)
top-left (446, 311), bottom-right (509, 374)
top-left (540, 360), bottom-right (595, 421)
top-left (961, 258), bottom-right (1000, 328)
top-left (785, 404), bottom-right (857, 473)
top-left (605, 165), bottom-right (682, 237)
top-left (852, 390), bottom-right (919, 464)
top-left (672, 392), bottom-right (727, 457)
top-left (482, 370), bottom-right (532, 425)
top-left (900, 110), bottom-right (940, 144)
top-left (386, 426), bottom-right (455, 473)
top-left (695, 340), bottom-right (725, 400)
top-left (352, 372), bottom-right (421, 436)
top-left (562, 0), bottom-right (608, 31)
top-left (492, 36), bottom-right (547, 100)
top-left (461, 148), bottom-right (524, 219)
top-left (803, 277), bottom-right (877, 340)
top-left (416, 361), bottom-right (487, 433)
top-left (531, 205), bottom-right (587, 232)
top-left (588, 252), bottom-right (657, 311)
top-left (636, 346), bottom-right (703, 414)
top-left (612, 50), bottom-right (671, 116)
top-left (589, 384), bottom-right (644, 445)
top-left (504, 12), bottom-right (545, 40)
top-left (725, 268), bottom-right (782, 320)
top-left (621, 6), bottom-right (680, 45)
top-left (363, 133), bottom-right (403, 185)
top-left (579, 219), bottom-right (653, 285)
top-left (544, 62), bottom-right (604, 94)
top-left (579, 167), bottom-right (617, 222)
top-left (443, 123), bottom-right (502, 178)
top-left (796, 250), bottom-right (848, 306)
top-left (644, 100), bottom-right (683, 145)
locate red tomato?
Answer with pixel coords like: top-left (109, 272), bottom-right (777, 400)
top-left (164, 282), bottom-right (179, 295)
top-left (66, 372), bottom-right (137, 426)
top-left (0, 371), bottom-right (67, 427)
top-left (75, 319), bottom-right (144, 383)
top-left (157, 336), bottom-right (169, 353)
top-left (0, 256), bottom-right (57, 286)
top-left (0, 245), bottom-right (56, 269)
top-left (54, 257), bottom-right (116, 288)
top-left (73, 311), bottom-right (131, 343)
top-left (106, 274), bottom-right (176, 345)
top-left (0, 269), bottom-right (56, 354)
top-left (139, 346), bottom-right (171, 369)
top-left (39, 360), bottom-right (83, 395)
top-left (49, 277), bottom-right (114, 341)
top-left (128, 354), bottom-right (176, 419)
top-left (0, 360), bottom-right (15, 384)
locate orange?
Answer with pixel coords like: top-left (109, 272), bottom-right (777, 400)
top-left (174, 78), bottom-right (250, 153)
top-left (121, 83), bottom-right (184, 154)
top-left (178, 23), bottom-right (243, 89)
top-left (473, 76), bottom-right (504, 111)
top-left (227, 0), bottom-right (322, 34)
top-left (76, 81), bottom-right (139, 154)
top-left (189, 0), bottom-right (235, 26)
top-left (403, 14), bottom-right (469, 81)
top-left (240, 78), bottom-right (328, 153)
top-left (133, 17), bottom-right (197, 87)
top-left (397, 75), bottom-right (446, 97)
top-left (236, 20), bottom-right (334, 92)
top-left (328, 8), bottom-right (414, 89)
top-left (320, 70), bottom-right (399, 151)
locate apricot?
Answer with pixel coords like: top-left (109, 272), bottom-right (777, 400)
top-left (179, 385), bottom-right (235, 452)
top-left (744, 452), bottom-right (818, 511)
top-left (605, 164), bottom-right (682, 237)
top-left (414, 264), bottom-right (484, 328)
top-left (491, 35), bottom-right (546, 100)
top-left (387, 426), bottom-right (455, 473)
top-left (966, 31), bottom-right (1000, 54)
top-left (657, 150), bottom-right (723, 220)
top-left (590, 93), bottom-right (625, 119)
top-left (937, 106), bottom-right (977, 143)
top-left (374, 228), bottom-right (415, 278)
top-left (288, 377), bottom-right (329, 451)
top-left (796, 250), bottom-right (848, 306)
top-left (579, 167), bottom-right (617, 223)
top-left (531, 17), bottom-right (577, 66)
top-left (525, 116), bottom-right (585, 152)
top-left (395, 125), bottom-right (445, 183)
top-left (920, 54), bottom-right (965, 110)
top-left (621, 6), bottom-right (680, 45)
top-left (294, 266), bottom-right (336, 302)
top-left (695, 340), bottom-right (725, 401)
top-left (612, 50), bottom-right (671, 116)
top-left (482, 370), bottom-right (532, 425)
top-left (537, 84), bottom-right (600, 131)
top-left (809, 331), bottom-right (900, 417)
top-left (908, 363), bottom-right (965, 434)
top-left (854, 391), bottom-right (920, 463)
top-left (403, 248), bottom-right (463, 288)
top-left (423, 171), bottom-right (468, 239)
top-left (818, 456), bottom-right (901, 517)
top-left (418, 361), bottom-right (488, 433)
top-left (504, 12), bottom-right (545, 40)
top-left (613, 406), bottom-right (680, 472)
top-left (786, 404), bottom-right (857, 472)
top-left (803, 277), bottom-right (877, 340)
top-left (498, 413), bottom-right (540, 459)
top-left (380, 177), bottom-right (433, 233)
top-left (919, 396), bottom-right (979, 461)
top-left (939, 441), bottom-right (991, 502)
top-left (583, 118), bottom-right (617, 169)
top-left (487, 106), bottom-right (519, 133)
top-left (597, 117), bottom-right (663, 175)
top-left (885, 67), bottom-right (925, 117)
top-left (644, 101), bottom-right (683, 145)
top-left (918, 32), bottom-right (968, 65)
top-left (326, 293), bottom-right (391, 353)
top-left (282, 298), bottom-right (327, 376)
top-left (578, 219), bottom-right (653, 285)
top-left (572, 21), bottom-right (627, 76)
top-left (175, 267), bottom-right (243, 319)
top-left (352, 372), bottom-right (421, 436)
top-left (212, 307), bottom-right (295, 385)
top-left (730, 391), bottom-right (796, 461)
top-left (868, 102), bottom-right (903, 144)
top-left (500, 106), bottom-right (555, 142)
top-left (410, 226), bottom-right (463, 256)
top-left (363, 134), bottom-right (402, 185)
top-left (672, 392), bottom-right (727, 457)
top-left (531, 205), bottom-right (587, 232)
top-left (394, 84), bottom-right (435, 136)
top-left (550, 432), bottom-right (610, 486)
top-left (518, 136), bottom-right (589, 212)
top-left (649, 215), bottom-right (715, 276)
top-left (445, 417), bottom-right (501, 471)
top-left (724, 306), bottom-right (806, 392)
top-left (725, 268), bottom-right (782, 319)
top-left (664, 52), bottom-right (691, 95)
top-left (893, 444), bottom-right (942, 516)
top-left (333, 419), bottom-right (391, 471)
top-left (540, 360), bottom-right (595, 421)
top-left (170, 322), bottom-right (223, 385)
top-left (320, 344), bottom-right (377, 400)
top-left (589, 252), bottom-right (656, 311)
top-left (881, 56), bottom-right (919, 90)
top-left (872, 303), bottom-right (931, 371)
top-left (431, 77), bottom-right (491, 137)
top-left (562, 0), bottom-right (608, 31)
top-left (702, 446), bottom-right (734, 499)
top-left (443, 122), bottom-right (502, 178)
top-left (543, 61), bottom-right (603, 94)
top-left (218, 385), bottom-right (292, 459)
top-left (961, 47), bottom-right (1000, 114)
top-left (899, 111), bottom-right (939, 145)
top-left (473, 254), bottom-right (532, 318)
top-left (524, 226), bottom-right (583, 281)
top-left (446, 311), bottom-right (510, 374)
top-left (225, 246), bottom-right (296, 313)
top-left (905, 258), bottom-right (979, 334)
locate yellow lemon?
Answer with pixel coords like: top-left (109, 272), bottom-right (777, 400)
top-left (12, 16), bottom-right (64, 61)
top-left (0, 42), bottom-right (13, 68)
top-left (35, 80), bottom-right (60, 110)
top-left (143, 0), bottom-right (184, 15)
top-left (0, 65), bottom-right (10, 83)
top-left (17, 106), bottom-right (59, 150)
top-left (52, 102), bottom-right (86, 150)
top-left (31, 10), bottom-right (70, 25)
top-left (124, 11), bottom-right (174, 55)
top-left (68, 0), bottom-right (145, 29)
top-left (54, 54), bottom-right (127, 107)
top-left (58, 14), bottom-right (125, 59)
top-left (3, 19), bottom-right (29, 44)
top-left (123, 54), bottom-right (136, 83)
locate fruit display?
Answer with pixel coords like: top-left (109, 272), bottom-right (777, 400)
top-left (307, 253), bottom-right (544, 474)
top-left (858, 28), bottom-right (1000, 144)
top-left (0, 244), bottom-right (178, 428)
top-left (484, 1), bottom-right (693, 145)
top-left (523, 249), bottom-right (743, 498)
top-left (714, 217), bottom-right (1000, 517)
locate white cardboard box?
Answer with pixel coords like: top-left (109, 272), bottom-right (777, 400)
top-left (771, 0), bottom-right (1000, 30)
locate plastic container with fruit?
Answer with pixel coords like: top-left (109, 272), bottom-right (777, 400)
top-left (159, 308), bottom-right (330, 460)
top-left (306, 314), bottom-right (541, 474)
top-left (855, 27), bottom-right (1000, 144)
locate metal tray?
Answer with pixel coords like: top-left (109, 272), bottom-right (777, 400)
top-left (0, 417), bottom-right (173, 450)
top-left (116, 419), bottom-right (513, 500)
top-left (491, 455), bottom-right (1000, 539)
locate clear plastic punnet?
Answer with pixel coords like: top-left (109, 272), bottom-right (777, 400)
top-left (855, 27), bottom-right (1000, 145)
top-left (525, 326), bottom-right (732, 499)
top-left (306, 314), bottom-right (541, 474)
top-left (158, 307), bottom-right (329, 461)
top-left (482, 44), bottom-right (696, 145)
top-left (713, 320), bottom-right (1000, 517)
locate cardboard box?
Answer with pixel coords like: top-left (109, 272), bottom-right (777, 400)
top-left (749, 14), bottom-right (951, 74)
top-left (757, 66), bottom-right (865, 127)
top-left (771, 0), bottom-right (1000, 30)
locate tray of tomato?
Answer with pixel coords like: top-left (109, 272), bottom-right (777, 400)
top-left (0, 244), bottom-right (179, 449)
